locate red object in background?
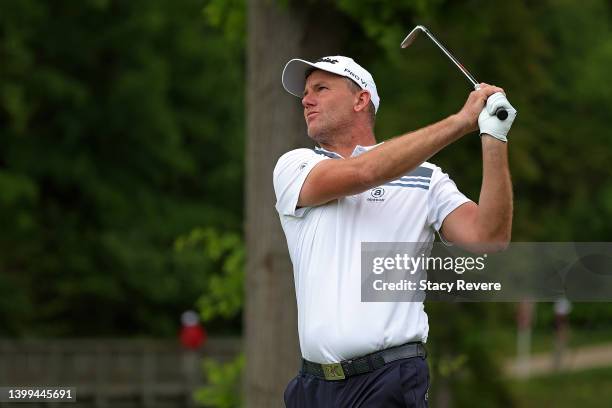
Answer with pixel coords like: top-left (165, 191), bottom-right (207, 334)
top-left (179, 310), bottom-right (208, 349)
top-left (180, 324), bottom-right (207, 349)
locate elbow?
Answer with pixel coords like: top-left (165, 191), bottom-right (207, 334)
top-left (476, 214), bottom-right (512, 253)
top-left (487, 240), bottom-right (510, 253)
top-left (465, 226), bottom-right (511, 254)
top-left (479, 230), bottom-right (511, 253)
top-left (461, 239), bottom-right (508, 254)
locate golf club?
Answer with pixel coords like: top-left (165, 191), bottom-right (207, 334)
top-left (401, 25), bottom-right (508, 121)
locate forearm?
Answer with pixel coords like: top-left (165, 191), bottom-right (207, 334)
top-left (297, 85), bottom-right (504, 207)
top-left (354, 114), bottom-right (468, 188)
top-left (475, 136), bottom-right (513, 243)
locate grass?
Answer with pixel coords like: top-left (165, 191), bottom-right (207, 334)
top-left (509, 366), bottom-right (612, 407)
top-left (493, 326), bottom-right (612, 407)
top-left (486, 326), bottom-right (612, 358)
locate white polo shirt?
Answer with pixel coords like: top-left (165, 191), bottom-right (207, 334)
top-left (273, 144), bottom-right (471, 364)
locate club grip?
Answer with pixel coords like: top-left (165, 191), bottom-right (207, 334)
top-left (476, 88), bottom-right (509, 120)
top-left (496, 108), bottom-right (508, 121)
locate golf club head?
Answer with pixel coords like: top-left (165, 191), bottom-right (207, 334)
top-left (400, 25), bottom-right (428, 48)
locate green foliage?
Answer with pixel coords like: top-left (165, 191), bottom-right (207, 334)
top-left (0, 0), bottom-right (244, 336)
top-left (175, 227), bottom-right (244, 408)
top-left (536, 302), bottom-right (612, 330)
top-left (194, 354), bottom-right (244, 408)
top-left (334, 0), bottom-right (442, 54)
top-left (426, 303), bottom-right (514, 406)
top-left (436, 353), bottom-right (468, 377)
top-left (175, 227), bottom-right (244, 322)
top-left (203, 0), bottom-right (245, 46)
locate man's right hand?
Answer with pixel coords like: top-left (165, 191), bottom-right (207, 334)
top-left (456, 83), bottom-right (505, 133)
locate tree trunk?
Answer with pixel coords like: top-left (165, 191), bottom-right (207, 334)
top-left (245, 0), bottom-right (350, 406)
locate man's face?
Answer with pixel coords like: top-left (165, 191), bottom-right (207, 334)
top-left (302, 70), bottom-right (357, 143)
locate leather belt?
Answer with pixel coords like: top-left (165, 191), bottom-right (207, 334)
top-left (301, 342), bottom-right (427, 381)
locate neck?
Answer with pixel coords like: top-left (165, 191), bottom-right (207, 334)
top-left (317, 123), bottom-right (376, 158)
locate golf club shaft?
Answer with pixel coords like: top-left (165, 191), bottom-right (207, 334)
top-left (407, 26), bottom-right (508, 121)
top-left (419, 27), bottom-right (479, 88)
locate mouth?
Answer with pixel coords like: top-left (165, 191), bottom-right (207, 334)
top-left (306, 111), bottom-right (319, 122)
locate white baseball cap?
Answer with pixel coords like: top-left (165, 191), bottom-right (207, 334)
top-left (281, 56), bottom-right (380, 113)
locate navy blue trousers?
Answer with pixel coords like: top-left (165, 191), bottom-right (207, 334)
top-left (284, 356), bottom-right (429, 408)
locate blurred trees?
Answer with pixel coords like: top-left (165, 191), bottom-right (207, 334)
top-left (1, 0), bottom-right (612, 405)
top-left (0, 0), bottom-right (244, 336)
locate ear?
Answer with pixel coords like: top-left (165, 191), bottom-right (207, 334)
top-left (353, 90), bottom-right (371, 113)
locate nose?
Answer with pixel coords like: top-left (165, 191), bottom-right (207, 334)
top-left (302, 92), bottom-right (316, 109)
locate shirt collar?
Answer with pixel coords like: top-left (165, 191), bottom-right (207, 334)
top-left (314, 142), bottom-right (383, 158)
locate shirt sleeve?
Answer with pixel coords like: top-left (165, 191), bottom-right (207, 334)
top-left (427, 166), bottom-right (472, 232)
top-left (273, 148), bottom-right (328, 217)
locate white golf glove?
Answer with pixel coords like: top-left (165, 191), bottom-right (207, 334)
top-left (478, 92), bottom-right (517, 142)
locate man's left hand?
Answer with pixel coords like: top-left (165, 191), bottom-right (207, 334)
top-left (478, 92), bottom-right (517, 142)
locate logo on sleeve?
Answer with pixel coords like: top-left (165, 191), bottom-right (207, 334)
top-left (298, 162), bottom-right (308, 171)
top-left (367, 187), bottom-right (385, 202)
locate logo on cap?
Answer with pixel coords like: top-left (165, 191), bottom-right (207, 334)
top-left (344, 68), bottom-right (368, 88)
top-left (315, 57), bottom-right (339, 64)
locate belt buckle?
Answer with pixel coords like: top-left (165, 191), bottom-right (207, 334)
top-left (321, 362), bottom-right (345, 380)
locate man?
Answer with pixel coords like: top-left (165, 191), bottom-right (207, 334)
top-left (273, 56), bottom-right (516, 407)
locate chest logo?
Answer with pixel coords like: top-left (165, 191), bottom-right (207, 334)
top-left (367, 187), bottom-right (385, 202)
